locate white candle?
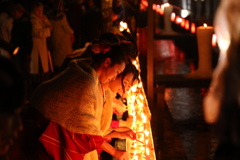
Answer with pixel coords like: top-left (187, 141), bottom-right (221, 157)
top-left (163, 3), bottom-right (173, 32)
top-left (197, 23), bottom-right (214, 56)
top-left (196, 23), bottom-right (214, 77)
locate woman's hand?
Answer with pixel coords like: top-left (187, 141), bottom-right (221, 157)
top-left (104, 129), bottom-right (136, 140)
top-left (113, 150), bottom-right (130, 160)
top-left (120, 130), bottom-right (136, 140)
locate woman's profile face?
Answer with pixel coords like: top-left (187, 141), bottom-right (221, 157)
top-left (0, 110), bottom-right (22, 155)
top-left (109, 73), bottom-right (135, 95)
top-left (99, 59), bottom-right (126, 84)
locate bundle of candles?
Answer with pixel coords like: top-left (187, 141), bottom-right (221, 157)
top-left (125, 58), bottom-right (156, 160)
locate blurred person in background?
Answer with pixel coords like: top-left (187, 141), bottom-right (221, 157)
top-left (46, 0), bottom-right (74, 74)
top-left (0, 3), bottom-right (14, 58)
top-left (29, 1), bottom-right (53, 91)
top-left (0, 57), bottom-right (25, 160)
top-left (9, 3), bottom-right (32, 98)
top-left (203, 0), bottom-right (240, 159)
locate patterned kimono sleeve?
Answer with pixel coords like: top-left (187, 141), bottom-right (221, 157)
top-left (39, 121), bottom-right (105, 160)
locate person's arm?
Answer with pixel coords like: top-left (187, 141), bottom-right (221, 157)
top-left (119, 119), bottom-right (132, 128)
top-left (104, 130), bottom-right (136, 140)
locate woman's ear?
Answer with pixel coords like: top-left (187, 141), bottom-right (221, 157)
top-left (104, 58), bottom-right (111, 67)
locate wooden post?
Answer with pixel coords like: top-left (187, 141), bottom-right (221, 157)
top-left (101, 0), bottom-right (113, 33)
top-left (147, 0), bottom-right (154, 107)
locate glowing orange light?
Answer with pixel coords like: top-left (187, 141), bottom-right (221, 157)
top-left (185, 20), bottom-right (190, 30)
top-left (181, 18), bottom-right (185, 27)
top-left (212, 34), bottom-right (217, 47)
top-left (171, 12), bottom-right (176, 21)
top-left (152, 4), bottom-right (156, 10)
top-left (191, 23), bottom-right (196, 33)
top-left (155, 5), bottom-right (164, 15)
top-left (175, 16), bottom-right (182, 24)
top-left (126, 57), bottom-right (156, 160)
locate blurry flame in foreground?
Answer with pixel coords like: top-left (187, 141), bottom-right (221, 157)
top-left (120, 21), bottom-right (130, 33)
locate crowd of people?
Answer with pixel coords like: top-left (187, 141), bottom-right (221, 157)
top-left (0, 0), bottom-right (141, 160)
top-left (0, 0), bottom-right (137, 95)
top-left (2, 0), bottom-right (240, 160)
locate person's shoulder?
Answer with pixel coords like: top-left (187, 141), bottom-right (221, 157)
top-left (69, 59), bottom-right (94, 76)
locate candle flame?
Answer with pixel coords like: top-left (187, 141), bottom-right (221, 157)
top-left (162, 3), bottom-right (170, 8)
top-left (203, 23), bottom-right (207, 27)
top-left (191, 23), bottom-right (196, 33)
top-left (181, 18), bottom-right (185, 27)
top-left (170, 12), bottom-right (175, 21)
top-left (119, 21), bottom-right (128, 32)
top-left (125, 57), bottom-right (156, 160)
top-left (175, 16), bottom-right (182, 24)
top-left (185, 20), bottom-right (189, 30)
top-left (212, 34), bottom-right (217, 47)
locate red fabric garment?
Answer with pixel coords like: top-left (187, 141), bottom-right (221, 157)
top-left (110, 120), bottom-right (120, 128)
top-left (39, 121), bottom-right (105, 160)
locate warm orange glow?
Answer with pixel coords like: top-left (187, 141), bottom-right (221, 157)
top-left (140, 0), bottom-right (148, 11)
top-left (157, 6), bottom-right (164, 15)
top-left (119, 21), bottom-right (130, 33)
top-left (203, 23), bottom-right (207, 27)
top-left (191, 23), bottom-right (196, 33)
top-left (126, 57), bottom-right (156, 160)
top-left (181, 18), bottom-right (185, 27)
top-left (152, 4), bottom-right (156, 10)
top-left (212, 34), bottom-right (217, 47)
top-left (185, 20), bottom-right (190, 30)
top-left (13, 47), bottom-right (19, 55)
top-left (162, 3), bottom-right (170, 8)
top-left (170, 12), bottom-right (176, 21)
top-left (175, 16), bottom-right (182, 24)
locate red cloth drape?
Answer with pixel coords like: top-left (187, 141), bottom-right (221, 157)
top-left (39, 121), bottom-right (105, 160)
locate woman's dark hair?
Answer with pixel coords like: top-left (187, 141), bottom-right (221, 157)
top-left (99, 33), bottom-right (121, 44)
top-left (0, 57), bottom-right (25, 112)
top-left (119, 41), bottom-right (138, 60)
top-left (91, 44), bottom-right (128, 69)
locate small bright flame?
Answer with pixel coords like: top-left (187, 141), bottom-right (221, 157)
top-left (162, 3), bottom-right (170, 8)
top-left (152, 4), bottom-right (156, 10)
top-left (13, 47), bottom-right (19, 55)
top-left (176, 17), bottom-right (182, 24)
top-left (146, 147), bottom-right (150, 155)
top-left (156, 6), bottom-right (164, 15)
top-left (185, 20), bottom-right (190, 30)
top-left (203, 23), bottom-right (208, 27)
top-left (119, 21), bottom-right (128, 32)
top-left (181, 19), bottom-right (185, 27)
top-left (212, 34), bottom-right (217, 47)
top-left (170, 12), bottom-right (175, 21)
top-left (132, 60), bottom-right (137, 65)
top-left (181, 9), bottom-right (190, 18)
top-left (191, 23), bottom-right (196, 33)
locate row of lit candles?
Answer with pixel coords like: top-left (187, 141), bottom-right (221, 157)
top-left (125, 58), bottom-right (156, 160)
top-left (140, 1), bottom-right (217, 47)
